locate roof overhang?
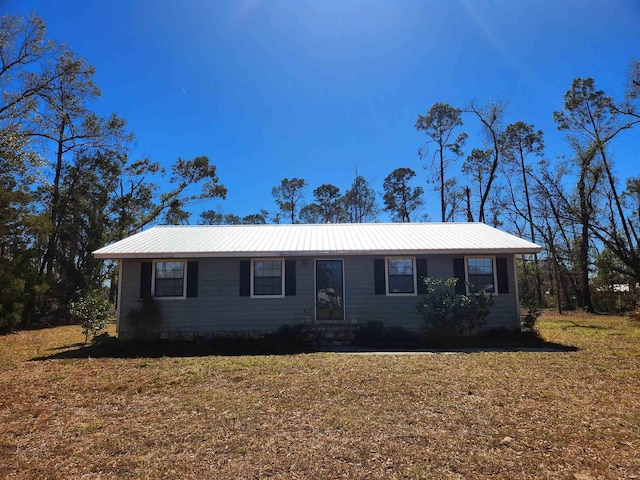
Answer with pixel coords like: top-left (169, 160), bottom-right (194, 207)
top-left (92, 223), bottom-right (543, 260)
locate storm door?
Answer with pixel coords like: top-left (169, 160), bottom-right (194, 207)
top-left (315, 259), bottom-right (344, 321)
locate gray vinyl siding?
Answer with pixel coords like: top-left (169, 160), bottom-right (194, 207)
top-left (118, 257), bottom-right (314, 338)
top-left (425, 254), bottom-right (520, 330)
top-left (343, 256), bottom-right (421, 329)
top-left (117, 253), bottom-right (520, 338)
top-left (343, 255), bottom-right (519, 330)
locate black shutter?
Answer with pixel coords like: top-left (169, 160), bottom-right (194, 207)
top-left (239, 260), bottom-right (251, 296)
top-left (186, 261), bottom-right (199, 297)
top-left (374, 259), bottom-right (386, 295)
top-left (416, 258), bottom-right (428, 294)
top-left (496, 257), bottom-right (509, 294)
top-left (140, 262), bottom-right (152, 297)
top-left (285, 260), bottom-right (296, 296)
top-left (453, 258), bottom-right (466, 294)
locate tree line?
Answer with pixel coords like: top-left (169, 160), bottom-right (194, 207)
top-left (0, 13), bottom-right (227, 328)
top-left (411, 73), bottom-right (640, 314)
top-left (1, 12), bottom-right (639, 330)
top-left (207, 65), bottom-right (640, 315)
top-left (199, 166), bottom-right (429, 224)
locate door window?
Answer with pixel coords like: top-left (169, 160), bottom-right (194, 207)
top-left (316, 259), bottom-right (344, 321)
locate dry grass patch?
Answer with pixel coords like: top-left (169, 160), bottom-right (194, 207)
top-left (1, 314), bottom-right (638, 479)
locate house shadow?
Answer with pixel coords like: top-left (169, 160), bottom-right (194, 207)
top-left (30, 334), bottom-right (577, 361)
top-left (31, 338), bottom-right (317, 360)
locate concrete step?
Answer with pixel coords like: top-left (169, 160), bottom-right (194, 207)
top-left (302, 323), bottom-right (359, 346)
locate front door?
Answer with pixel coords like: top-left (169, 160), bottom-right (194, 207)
top-left (315, 259), bottom-right (344, 321)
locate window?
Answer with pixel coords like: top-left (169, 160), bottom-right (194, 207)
top-left (386, 257), bottom-right (416, 295)
top-left (153, 261), bottom-right (186, 298)
top-left (252, 259), bottom-right (284, 297)
top-left (466, 257), bottom-right (496, 294)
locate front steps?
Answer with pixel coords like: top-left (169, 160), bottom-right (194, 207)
top-left (303, 322), bottom-right (359, 347)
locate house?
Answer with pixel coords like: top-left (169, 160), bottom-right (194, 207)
top-left (92, 222), bottom-right (541, 339)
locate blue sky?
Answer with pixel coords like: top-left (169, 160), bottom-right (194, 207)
top-left (4, 0), bottom-right (640, 222)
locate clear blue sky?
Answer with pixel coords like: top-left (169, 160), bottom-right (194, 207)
top-left (4, 0), bottom-right (640, 222)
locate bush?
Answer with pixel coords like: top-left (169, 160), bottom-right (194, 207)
top-left (125, 295), bottom-right (162, 340)
top-left (69, 290), bottom-right (113, 343)
top-left (353, 321), bottom-right (421, 348)
top-left (189, 324), bottom-right (313, 354)
top-left (521, 305), bottom-right (542, 332)
top-left (262, 324), bottom-right (313, 352)
top-left (416, 277), bottom-right (493, 336)
top-left (352, 321), bottom-right (386, 346)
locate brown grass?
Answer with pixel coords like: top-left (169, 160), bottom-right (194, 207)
top-left (0, 314), bottom-right (638, 479)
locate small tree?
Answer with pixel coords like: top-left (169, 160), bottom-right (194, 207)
top-left (69, 290), bottom-right (112, 343)
top-left (520, 306), bottom-right (542, 333)
top-left (416, 277), bottom-right (493, 336)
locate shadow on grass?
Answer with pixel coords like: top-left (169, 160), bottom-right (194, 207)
top-left (0, 320), bottom-right (75, 336)
top-left (561, 320), bottom-right (610, 331)
top-left (351, 324), bottom-right (578, 353)
top-left (30, 331), bottom-right (577, 360)
top-left (51, 342), bottom-right (86, 351)
top-left (31, 337), bottom-right (317, 360)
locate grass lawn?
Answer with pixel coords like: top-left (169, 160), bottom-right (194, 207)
top-left (1, 313), bottom-right (638, 479)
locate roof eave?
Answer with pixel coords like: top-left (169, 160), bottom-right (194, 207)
top-left (92, 247), bottom-right (542, 260)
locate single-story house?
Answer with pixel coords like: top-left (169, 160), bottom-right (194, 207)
top-left (92, 222), bottom-right (541, 339)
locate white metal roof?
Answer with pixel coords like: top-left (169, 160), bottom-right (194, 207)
top-left (93, 223), bottom-right (542, 259)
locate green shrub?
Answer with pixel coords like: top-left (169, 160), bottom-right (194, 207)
top-left (353, 321), bottom-right (421, 348)
top-left (125, 295), bottom-right (162, 340)
top-left (69, 290), bottom-right (113, 343)
top-left (416, 277), bottom-right (493, 336)
top-left (263, 324), bottom-right (313, 352)
top-left (353, 321), bottom-right (386, 346)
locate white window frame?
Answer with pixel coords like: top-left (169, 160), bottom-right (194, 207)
top-left (152, 260), bottom-right (187, 300)
top-left (464, 255), bottom-right (498, 296)
top-left (250, 258), bottom-right (285, 298)
top-left (385, 256), bottom-right (417, 296)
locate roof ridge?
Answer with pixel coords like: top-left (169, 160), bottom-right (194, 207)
top-left (152, 222), bottom-right (489, 228)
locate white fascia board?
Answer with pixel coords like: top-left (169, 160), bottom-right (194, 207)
top-left (93, 247), bottom-right (541, 260)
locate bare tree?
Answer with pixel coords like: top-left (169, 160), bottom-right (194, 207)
top-left (465, 100), bottom-right (506, 223)
top-left (554, 77), bottom-right (640, 287)
top-left (501, 121), bottom-right (545, 304)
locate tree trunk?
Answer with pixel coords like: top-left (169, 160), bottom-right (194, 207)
top-left (439, 147), bottom-right (445, 222)
top-left (577, 150), bottom-right (595, 312)
top-left (40, 121), bottom-right (66, 278)
top-left (519, 151), bottom-right (543, 305)
top-left (544, 227), bottom-right (561, 314)
top-left (464, 186), bottom-right (474, 222)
